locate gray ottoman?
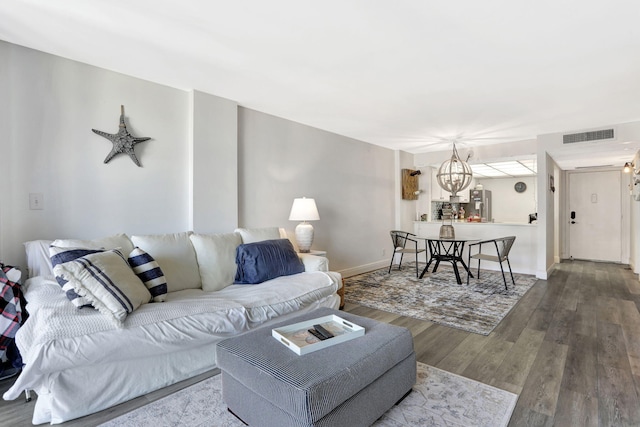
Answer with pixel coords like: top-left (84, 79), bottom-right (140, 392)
top-left (216, 308), bottom-right (416, 427)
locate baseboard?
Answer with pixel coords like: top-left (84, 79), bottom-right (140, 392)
top-left (338, 260), bottom-right (388, 278)
top-left (535, 263), bottom-right (554, 280)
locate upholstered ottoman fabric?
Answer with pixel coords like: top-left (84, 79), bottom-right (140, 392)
top-left (216, 307), bottom-right (416, 427)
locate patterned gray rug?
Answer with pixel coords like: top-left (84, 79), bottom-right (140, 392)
top-left (345, 263), bottom-right (537, 335)
top-left (100, 362), bottom-right (518, 427)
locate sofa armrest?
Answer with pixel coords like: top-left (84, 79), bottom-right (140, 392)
top-left (298, 253), bottom-right (329, 272)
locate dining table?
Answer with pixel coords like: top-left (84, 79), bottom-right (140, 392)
top-left (418, 236), bottom-right (478, 284)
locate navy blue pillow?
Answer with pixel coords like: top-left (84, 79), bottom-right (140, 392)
top-left (234, 239), bottom-right (305, 284)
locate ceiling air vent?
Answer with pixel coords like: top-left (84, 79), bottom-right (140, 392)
top-left (563, 128), bottom-right (614, 144)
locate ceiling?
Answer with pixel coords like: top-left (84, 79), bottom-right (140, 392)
top-left (2, 1), bottom-right (640, 169)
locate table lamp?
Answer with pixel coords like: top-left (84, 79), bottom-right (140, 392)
top-left (288, 197), bottom-right (320, 253)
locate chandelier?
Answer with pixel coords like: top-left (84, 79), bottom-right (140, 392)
top-left (436, 142), bottom-right (473, 202)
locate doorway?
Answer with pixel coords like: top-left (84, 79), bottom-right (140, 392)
top-left (568, 170), bottom-right (622, 262)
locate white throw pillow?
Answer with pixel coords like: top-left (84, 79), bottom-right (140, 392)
top-left (130, 232), bottom-right (201, 292)
top-left (235, 227), bottom-right (285, 244)
top-left (190, 232), bottom-right (242, 292)
top-left (52, 249), bottom-right (151, 324)
top-left (52, 233), bottom-right (134, 255)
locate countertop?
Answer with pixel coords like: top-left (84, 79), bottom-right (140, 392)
top-left (415, 221), bottom-right (537, 226)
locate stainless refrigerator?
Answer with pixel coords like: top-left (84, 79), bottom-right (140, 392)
top-left (469, 189), bottom-right (492, 221)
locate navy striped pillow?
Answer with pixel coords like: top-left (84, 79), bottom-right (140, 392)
top-left (53, 249), bottom-right (152, 324)
top-left (49, 246), bottom-right (103, 308)
top-left (127, 247), bottom-right (167, 302)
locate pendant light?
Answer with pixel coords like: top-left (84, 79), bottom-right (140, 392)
top-left (436, 142), bottom-right (473, 202)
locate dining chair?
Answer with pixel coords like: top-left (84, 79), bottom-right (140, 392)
top-left (466, 236), bottom-right (516, 290)
top-left (388, 230), bottom-right (426, 278)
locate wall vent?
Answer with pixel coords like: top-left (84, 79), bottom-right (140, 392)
top-left (563, 128), bottom-right (614, 144)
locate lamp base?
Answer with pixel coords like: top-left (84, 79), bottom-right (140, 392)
top-left (295, 222), bottom-right (314, 253)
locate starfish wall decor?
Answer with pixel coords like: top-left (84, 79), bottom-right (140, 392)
top-left (92, 105), bottom-right (151, 167)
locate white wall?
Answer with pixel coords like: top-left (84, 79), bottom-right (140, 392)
top-left (1, 41), bottom-right (399, 277)
top-left (534, 152), bottom-right (557, 279)
top-left (0, 41), bottom-right (190, 269)
top-left (630, 151), bottom-right (640, 274)
top-left (237, 108), bottom-right (396, 275)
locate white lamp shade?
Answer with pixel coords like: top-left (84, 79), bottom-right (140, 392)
top-left (289, 197), bottom-right (319, 253)
top-left (288, 198), bottom-right (320, 221)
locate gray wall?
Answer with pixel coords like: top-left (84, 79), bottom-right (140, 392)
top-left (0, 41), bottom-right (397, 276)
top-left (238, 108), bottom-right (395, 274)
top-left (189, 90), bottom-right (238, 233)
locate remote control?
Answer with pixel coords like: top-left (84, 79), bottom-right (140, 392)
top-left (308, 328), bottom-right (328, 341)
top-left (313, 324), bottom-right (334, 339)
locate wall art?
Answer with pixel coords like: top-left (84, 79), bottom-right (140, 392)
top-left (92, 105), bottom-right (151, 167)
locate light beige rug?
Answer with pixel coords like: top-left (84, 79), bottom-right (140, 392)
top-left (100, 363), bottom-right (518, 427)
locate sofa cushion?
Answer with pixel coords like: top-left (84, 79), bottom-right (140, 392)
top-left (51, 248), bottom-right (151, 324)
top-left (130, 232), bottom-right (201, 292)
top-left (234, 239), bottom-right (305, 285)
top-left (25, 240), bottom-right (55, 278)
top-left (235, 227), bottom-right (286, 244)
top-left (298, 253), bottom-right (329, 272)
top-left (51, 233), bottom-right (135, 255)
top-left (50, 246), bottom-right (105, 308)
top-left (190, 232), bottom-right (242, 292)
top-left (127, 247), bottom-right (168, 302)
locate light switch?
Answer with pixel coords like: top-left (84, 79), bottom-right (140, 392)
top-left (591, 193), bottom-right (597, 203)
top-left (29, 193), bottom-right (44, 210)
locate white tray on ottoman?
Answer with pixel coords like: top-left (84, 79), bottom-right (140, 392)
top-left (216, 307), bottom-right (416, 427)
top-left (272, 314), bottom-right (365, 355)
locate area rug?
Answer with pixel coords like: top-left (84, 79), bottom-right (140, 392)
top-left (345, 263), bottom-right (537, 335)
top-left (100, 363), bottom-right (518, 427)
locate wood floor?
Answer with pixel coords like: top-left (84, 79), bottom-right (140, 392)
top-left (1, 260), bottom-right (639, 426)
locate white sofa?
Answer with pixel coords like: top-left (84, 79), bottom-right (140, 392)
top-left (3, 228), bottom-right (342, 425)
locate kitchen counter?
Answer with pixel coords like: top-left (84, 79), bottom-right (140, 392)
top-left (416, 221), bottom-right (536, 226)
top-left (413, 221), bottom-right (537, 275)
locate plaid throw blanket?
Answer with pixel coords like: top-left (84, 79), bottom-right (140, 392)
top-left (0, 264), bottom-right (23, 362)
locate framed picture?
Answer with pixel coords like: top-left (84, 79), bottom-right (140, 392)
top-left (549, 174), bottom-right (555, 193)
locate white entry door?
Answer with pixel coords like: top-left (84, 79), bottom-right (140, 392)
top-left (568, 170), bottom-right (621, 262)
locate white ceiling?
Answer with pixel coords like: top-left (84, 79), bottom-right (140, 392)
top-left (2, 1), bottom-right (640, 169)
